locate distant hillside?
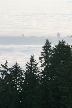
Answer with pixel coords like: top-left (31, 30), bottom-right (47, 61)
top-left (0, 36), bottom-right (46, 45)
top-left (0, 36), bottom-right (72, 45)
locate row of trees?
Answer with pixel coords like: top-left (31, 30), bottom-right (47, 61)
top-left (0, 39), bottom-right (72, 108)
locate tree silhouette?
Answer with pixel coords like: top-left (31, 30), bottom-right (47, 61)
top-left (21, 55), bottom-right (40, 108)
top-left (51, 40), bottom-right (72, 108)
top-left (0, 39), bottom-right (72, 108)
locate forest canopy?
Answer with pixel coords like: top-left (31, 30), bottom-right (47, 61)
top-left (0, 39), bottom-right (72, 108)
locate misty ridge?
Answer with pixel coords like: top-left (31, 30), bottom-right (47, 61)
top-left (0, 35), bottom-right (72, 45)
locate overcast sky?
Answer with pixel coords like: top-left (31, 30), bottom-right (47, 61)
top-left (0, 0), bottom-right (72, 36)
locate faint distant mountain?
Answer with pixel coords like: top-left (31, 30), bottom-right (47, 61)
top-left (0, 36), bottom-right (72, 45)
top-left (0, 36), bottom-right (46, 45)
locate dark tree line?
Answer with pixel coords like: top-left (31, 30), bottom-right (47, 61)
top-left (0, 39), bottom-right (72, 108)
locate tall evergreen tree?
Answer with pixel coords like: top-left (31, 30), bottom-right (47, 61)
top-left (39, 39), bottom-right (52, 67)
top-left (39, 39), bottom-right (57, 108)
top-left (51, 40), bottom-right (72, 108)
top-left (21, 55), bottom-right (40, 108)
top-left (9, 62), bottom-right (24, 91)
top-left (51, 40), bottom-right (71, 67)
top-left (8, 62), bottom-right (24, 108)
top-left (39, 39), bottom-right (52, 82)
top-left (0, 62), bottom-right (24, 108)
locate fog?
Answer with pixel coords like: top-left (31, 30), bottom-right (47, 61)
top-left (0, 36), bottom-right (72, 69)
top-left (0, 45), bottom-right (42, 69)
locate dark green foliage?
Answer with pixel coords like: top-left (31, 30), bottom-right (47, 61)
top-left (21, 55), bottom-right (40, 108)
top-left (39, 39), bottom-right (52, 84)
top-left (9, 62), bottom-right (24, 91)
top-left (39, 39), bottom-right (52, 67)
top-left (51, 40), bottom-right (71, 67)
top-left (39, 39), bottom-right (60, 108)
top-left (51, 40), bottom-right (72, 108)
top-left (0, 39), bottom-right (72, 108)
top-left (0, 62), bottom-right (24, 108)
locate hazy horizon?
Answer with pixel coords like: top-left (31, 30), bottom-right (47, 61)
top-left (0, 0), bottom-right (72, 37)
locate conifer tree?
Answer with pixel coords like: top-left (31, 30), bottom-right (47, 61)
top-left (39, 39), bottom-right (52, 83)
top-left (39, 39), bottom-right (57, 108)
top-left (21, 55), bottom-right (40, 108)
top-left (0, 60), bottom-right (10, 108)
top-left (51, 40), bottom-right (71, 67)
top-left (8, 62), bottom-right (24, 108)
top-left (51, 40), bottom-right (72, 108)
top-left (0, 62), bottom-right (24, 108)
top-left (39, 39), bottom-right (52, 67)
top-left (9, 62), bottom-right (24, 91)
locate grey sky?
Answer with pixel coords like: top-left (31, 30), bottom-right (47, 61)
top-left (0, 0), bottom-right (72, 36)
